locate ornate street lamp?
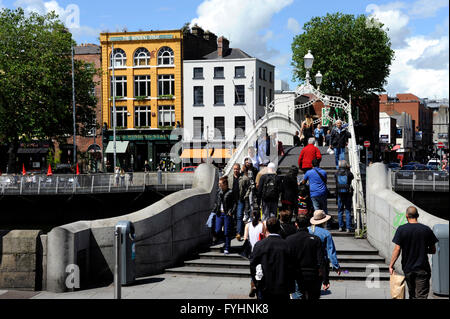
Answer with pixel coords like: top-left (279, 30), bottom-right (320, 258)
top-left (315, 71), bottom-right (323, 89)
top-left (304, 50), bottom-right (314, 84)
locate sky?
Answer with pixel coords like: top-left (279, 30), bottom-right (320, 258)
top-left (1, 0), bottom-right (448, 99)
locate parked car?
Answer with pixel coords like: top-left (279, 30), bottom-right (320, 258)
top-left (180, 166), bottom-right (197, 173)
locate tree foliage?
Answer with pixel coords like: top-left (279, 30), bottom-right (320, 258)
top-left (0, 8), bottom-right (98, 171)
top-left (291, 12), bottom-right (394, 99)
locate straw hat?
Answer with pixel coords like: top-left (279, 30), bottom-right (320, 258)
top-left (310, 210), bottom-right (331, 225)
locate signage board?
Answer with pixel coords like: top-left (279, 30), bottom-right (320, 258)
top-left (110, 35), bottom-right (174, 41)
top-left (380, 135), bottom-right (389, 143)
top-left (364, 141), bottom-right (371, 148)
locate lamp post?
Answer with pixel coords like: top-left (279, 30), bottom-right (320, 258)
top-left (111, 43), bottom-right (117, 169)
top-left (315, 71), bottom-right (323, 90)
top-left (71, 45), bottom-right (77, 168)
top-left (304, 50), bottom-right (314, 85)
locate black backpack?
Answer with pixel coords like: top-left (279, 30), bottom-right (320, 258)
top-left (263, 174), bottom-right (279, 201)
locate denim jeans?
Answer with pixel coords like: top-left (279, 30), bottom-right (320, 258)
top-left (337, 194), bottom-right (352, 230)
top-left (262, 201), bottom-right (278, 221)
top-left (405, 270), bottom-right (431, 299)
top-left (311, 194), bottom-right (328, 214)
top-left (236, 200), bottom-right (245, 236)
top-left (214, 213), bottom-right (233, 251)
top-left (334, 147), bottom-right (346, 169)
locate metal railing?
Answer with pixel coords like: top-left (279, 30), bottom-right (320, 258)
top-left (0, 172), bottom-right (194, 195)
top-left (390, 170), bottom-right (449, 192)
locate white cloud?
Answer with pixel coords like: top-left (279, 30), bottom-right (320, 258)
top-left (191, 0), bottom-right (293, 60)
top-left (366, 3), bottom-right (410, 49)
top-left (14, 0), bottom-right (98, 40)
top-left (409, 0), bottom-right (449, 18)
top-left (387, 36), bottom-right (449, 98)
top-left (287, 17), bottom-right (301, 34)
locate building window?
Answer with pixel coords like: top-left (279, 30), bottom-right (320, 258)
top-left (214, 117), bottom-right (225, 140)
top-left (134, 75), bottom-right (151, 97)
top-left (235, 116), bottom-right (245, 139)
top-left (263, 69), bottom-right (266, 81)
top-left (214, 67), bottom-right (224, 79)
top-left (193, 86), bottom-right (204, 106)
top-left (269, 89), bottom-right (273, 103)
top-left (157, 46), bottom-right (174, 65)
top-left (193, 117), bottom-right (204, 139)
top-left (134, 48), bottom-right (150, 66)
top-left (111, 106), bottom-right (128, 128)
top-left (214, 86), bottom-right (224, 105)
top-left (110, 48), bottom-right (126, 68)
top-left (193, 67), bottom-right (203, 79)
top-left (263, 87), bottom-right (266, 105)
top-left (258, 86), bottom-right (262, 106)
top-left (158, 74), bottom-right (174, 96)
top-left (111, 76), bottom-right (127, 98)
top-left (235, 85), bottom-right (245, 104)
top-left (235, 66), bottom-right (245, 78)
top-left (258, 67), bottom-right (262, 79)
top-left (134, 106), bottom-right (151, 127)
top-left (269, 71), bottom-right (273, 83)
top-left (158, 105), bottom-right (175, 127)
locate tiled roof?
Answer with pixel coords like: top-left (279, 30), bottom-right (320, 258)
top-left (202, 48), bottom-right (253, 60)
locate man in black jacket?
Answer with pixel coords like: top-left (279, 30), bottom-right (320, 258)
top-left (250, 217), bottom-right (294, 300)
top-left (286, 215), bottom-right (325, 300)
top-left (330, 120), bottom-right (351, 169)
top-left (214, 176), bottom-right (237, 254)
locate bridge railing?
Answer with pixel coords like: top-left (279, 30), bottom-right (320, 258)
top-left (0, 172), bottom-right (194, 195)
top-left (390, 170), bottom-right (449, 192)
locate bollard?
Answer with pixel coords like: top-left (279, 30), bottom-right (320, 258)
top-left (158, 169), bottom-right (162, 184)
top-left (114, 227), bottom-right (121, 299)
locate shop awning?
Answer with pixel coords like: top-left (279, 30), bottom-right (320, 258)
top-left (105, 141), bottom-right (129, 154)
top-left (180, 148), bottom-right (236, 159)
top-left (180, 148), bottom-right (211, 159)
top-left (210, 148), bottom-right (236, 159)
top-left (17, 148), bottom-right (49, 154)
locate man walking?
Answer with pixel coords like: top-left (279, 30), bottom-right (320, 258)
top-left (389, 206), bottom-right (438, 299)
top-left (214, 176), bottom-right (237, 255)
top-left (330, 120), bottom-right (351, 169)
top-left (231, 164), bottom-right (243, 240)
top-left (301, 159), bottom-right (328, 215)
top-left (298, 138), bottom-right (322, 173)
top-left (258, 162), bottom-right (280, 221)
top-left (250, 217), bottom-right (293, 300)
top-left (287, 216), bottom-right (326, 300)
top-left (335, 160), bottom-right (354, 232)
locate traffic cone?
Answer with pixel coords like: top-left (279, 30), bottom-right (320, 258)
top-left (47, 164), bottom-right (53, 176)
top-left (76, 163), bottom-right (80, 175)
top-left (22, 164), bottom-right (26, 176)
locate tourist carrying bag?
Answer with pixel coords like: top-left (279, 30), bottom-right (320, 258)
top-left (390, 271), bottom-right (406, 299)
top-left (313, 168), bottom-right (333, 198)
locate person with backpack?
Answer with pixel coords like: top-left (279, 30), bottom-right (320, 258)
top-left (297, 183), bottom-right (314, 220)
top-left (330, 120), bottom-right (351, 169)
top-left (257, 162), bottom-right (280, 221)
top-left (335, 160), bottom-right (354, 232)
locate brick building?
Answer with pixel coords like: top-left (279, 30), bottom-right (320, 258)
top-left (379, 93), bottom-right (433, 160)
top-left (57, 44), bottom-right (103, 173)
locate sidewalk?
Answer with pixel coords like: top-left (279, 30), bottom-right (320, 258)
top-left (29, 274), bottom-right (392, 299)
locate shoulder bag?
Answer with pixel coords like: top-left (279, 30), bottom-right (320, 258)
top-left (313, 168), bottom-right (334, 198)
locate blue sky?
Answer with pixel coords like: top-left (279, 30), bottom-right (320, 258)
top-left (1, 0), bottom-right (448, 98)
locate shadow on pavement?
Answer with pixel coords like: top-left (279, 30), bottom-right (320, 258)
top-left (127, 277), bottom-right (165, 287)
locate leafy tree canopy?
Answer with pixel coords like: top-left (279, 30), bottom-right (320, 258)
top-left (0, 8), bottom-right (98, 144)
top-left (292, 12), bottom-right (394, 100)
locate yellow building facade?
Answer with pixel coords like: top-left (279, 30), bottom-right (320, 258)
top-left (100, 30), bottom-right (183, 171)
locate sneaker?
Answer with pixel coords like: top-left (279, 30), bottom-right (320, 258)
top-left (338, 228), bottom-right (344, 232)
top-left (224, 250), bottom-right (229, 255)
top-left (346, 229), bottom-right (351, 233)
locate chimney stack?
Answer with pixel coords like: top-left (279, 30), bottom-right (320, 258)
top-left (217, 36), bottom-right (229, 58)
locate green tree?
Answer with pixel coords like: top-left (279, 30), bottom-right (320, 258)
top-left (291, 13), bottom-right (394, 100)
top-left (0, 8), bottom-right (98, 173)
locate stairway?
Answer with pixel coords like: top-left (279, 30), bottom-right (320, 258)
top-left (165, 145), bottom-right (390, 282)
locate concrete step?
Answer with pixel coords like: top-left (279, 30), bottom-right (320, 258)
top-left (329, 272), bottom-right (390, 281)
top-left (199, 252), bottom-right (248, 261)
top-left (185, 259), bottom-right (249, 269)
top-left (165, 266), bottom-right (250, 278)
top-left (338, 263), bottom-right (390, 272)
top-left (336, 255), bottom-right (386, 264)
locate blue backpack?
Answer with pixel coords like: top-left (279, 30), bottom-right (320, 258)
top-left (336, 172), bottom-right (350, 193)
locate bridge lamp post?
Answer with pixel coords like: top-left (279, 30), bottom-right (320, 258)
top-left (315, 71), bottom-right (323, 90)
top-left (304, 50), bottom-right (314, 85)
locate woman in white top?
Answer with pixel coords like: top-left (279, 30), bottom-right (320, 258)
top-left (243, 209), bottom-right (266, 298)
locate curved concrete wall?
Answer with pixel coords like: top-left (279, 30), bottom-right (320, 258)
top-left (366, 163), bottom-right (448, 274)
top-left (47, 164), bottom-right (218, 292)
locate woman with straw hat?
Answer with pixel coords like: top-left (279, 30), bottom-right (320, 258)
top-left (308, 210), bottom-right (341, 291)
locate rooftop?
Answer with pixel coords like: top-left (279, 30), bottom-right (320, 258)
top-left (202, 48), bottom-right (253, 60)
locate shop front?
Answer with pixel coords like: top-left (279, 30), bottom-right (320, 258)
top-left (103, 130), bottom-right (180, 172)
top-left (16, 141), bottom-right (53, 173)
